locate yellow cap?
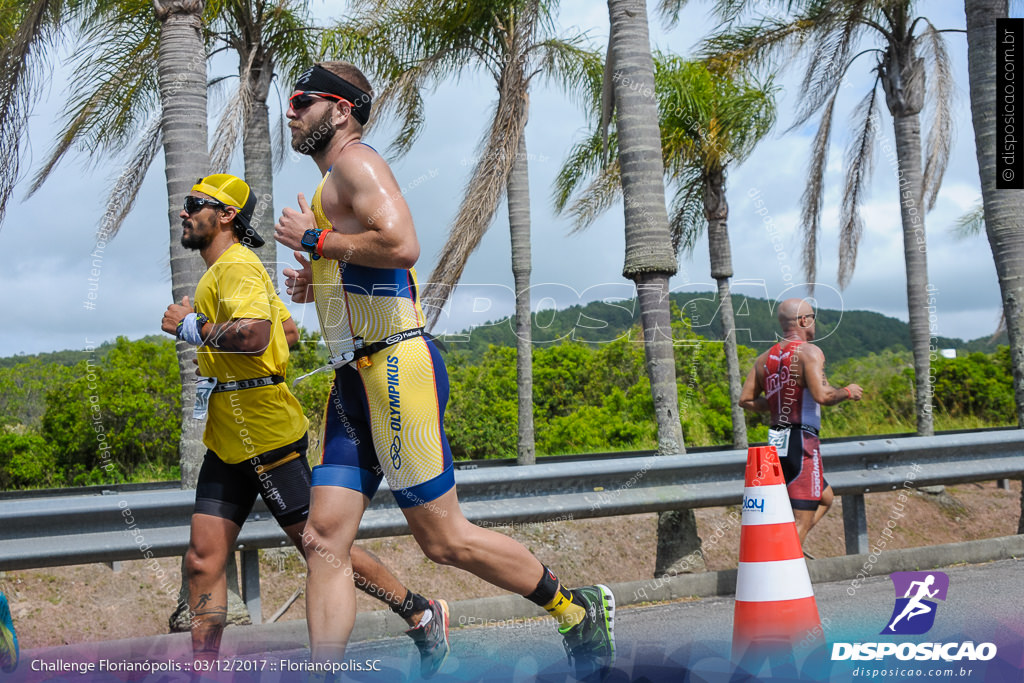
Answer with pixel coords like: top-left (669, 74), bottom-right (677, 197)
top-left (190, 174), bottom-right (263, 247)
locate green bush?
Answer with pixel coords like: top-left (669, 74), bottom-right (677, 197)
top-left (41, 337), bottom-right (181, 483)
top-left (2, 329), bottom-right (1016, 486)
top-left (0, 431), bottom-right (61, 489)
top-left (0, 358), bottom-right (74, 428)
top-left (933, 349), bottom-right (1014, 422)
top-left (445, 347), bottom-right (519, 459)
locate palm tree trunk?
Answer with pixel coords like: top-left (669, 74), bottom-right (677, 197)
top-left (607, 0), bottom-right (701, 576)
top-left (508, 132), bottom-right (535, 465)
top-left (704, 170), bottom-right (747, 449)
top-left (634, 274), bottom-right (683, 452)
top-left (154, 0), bottom-right (209, 486)
top-left (154, 0), bottom-right (248, 634)
top-left (242, 49), bottom-right (277, 283)
top-left (965, 0), bottom-right (1024, 532)
top-left (606, 0), bottom-right (682, 454)
top-left (891, 112), bottom-right (934, 437)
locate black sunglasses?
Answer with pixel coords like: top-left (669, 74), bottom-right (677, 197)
top-left (184, 196), bottom-right (226, 215)
top-left (289, 90), bottom-right (351, 111)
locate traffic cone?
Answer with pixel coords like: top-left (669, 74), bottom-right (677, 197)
top-left (732, 445), bottom-right (821, 659)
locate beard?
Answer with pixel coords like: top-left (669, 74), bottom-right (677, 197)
top-left (291, 108), bottom-right (336, 156)
top-left (180, 220), bottom-right (213, 250)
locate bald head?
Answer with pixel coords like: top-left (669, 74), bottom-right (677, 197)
top-left (778, 298), bottom-right (816, 337)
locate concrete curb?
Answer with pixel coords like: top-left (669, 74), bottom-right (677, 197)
top-left (27, 534), bottom-right (1024, 663)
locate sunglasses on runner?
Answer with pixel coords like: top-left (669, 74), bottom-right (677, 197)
top-left (289, 91), bottom-right (352, 111)
top-left (183, 196), bottom-right (226, 215)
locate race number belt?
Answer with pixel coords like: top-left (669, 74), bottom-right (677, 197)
top-left (212, 375), bottom-right (285, 393)
top-left (769, 423), bottom-right (820, 436)
top-left (292, 328), bottom-right (426, 384)
top-left (352, 327), bottom-right (425, 362)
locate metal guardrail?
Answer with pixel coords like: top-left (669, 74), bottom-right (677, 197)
top-left (1, 429), bottom-right (1021, 623)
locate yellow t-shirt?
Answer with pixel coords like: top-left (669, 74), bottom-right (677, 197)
top-left (194, 243), bottom-right (308, 464)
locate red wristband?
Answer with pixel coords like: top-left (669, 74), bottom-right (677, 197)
top-left (315, 228), bottom-right (330, 258)
top-left (844, 387), bottom-right (852, 399)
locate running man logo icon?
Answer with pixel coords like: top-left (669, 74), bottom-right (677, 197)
top-left (880, 571), bottom-right (949, 635)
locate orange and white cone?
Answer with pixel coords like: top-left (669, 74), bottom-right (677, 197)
top-left (732, 445), bottom-right (821, 658)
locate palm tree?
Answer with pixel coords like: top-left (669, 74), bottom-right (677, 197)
top-left (27, 0), bottom-right (318, 280)
top-left (206, 0), bottom-right (319, 280)
top-left (18, 0), bottom-right (328, 483)
top-left (604, 0), bottom-right (686, 459)
top-left (701, 0), bottom-right (955, 437)
top-left (556, 55), bottom-right (777, 452)
top-left (3, 0), bottom-right (318, 626)
top-left (964, 0), bottom-right (1024, 532)
top-left (9, 0), bottom-right (218, 479)
top-left (354, 0), bottom-right (592, 465)
top-left (603, 0), bottom-right (695, 576)
top-left (152, 0), bottom-right (209, 485)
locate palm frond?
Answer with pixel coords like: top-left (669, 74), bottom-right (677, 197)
top-left (423, 68), bottom-right (528, 326)
top-left (271, 87), bottom-right (287, 172)
top-left (27, 1), bottom-right (159, 196)
top-left (210, 45), bottom-right (258, 174)
top-left (0, 0), bottom-right (66, 227)
top-left (97, 115), bottom-right (162, 242)
top-left (553, 129), bottom-right (615, 215)
top-left (791, 1), bottom-right (868, 126)
top-left (699, 16), bottom-right (812, 74)
top-left (209, 78), bottom-right (249, 173)
top-left (656, 0), bottom-right (688, 28)
top-left (917, 19), bottom-right (953, 212)
top-left (667, 169), bottom-right (706, 256)
top-left (837, 79), bottom-right (880, 289)
top-left (800, 86), bottom-right (839, 293)
top-left (529, 34), bottom-right (598, 107)
top-left (567, 160), bottom-right (622, 232)
top-left (370, 55), bottom-right (434, 159)
top-left (950, 200), bottom-right (984, 240)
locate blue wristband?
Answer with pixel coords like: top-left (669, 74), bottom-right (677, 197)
top-left (177, 313), bottom-right (206, 346)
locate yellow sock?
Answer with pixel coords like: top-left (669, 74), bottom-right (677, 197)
top-left (544, 588), bottom-right (586, 633)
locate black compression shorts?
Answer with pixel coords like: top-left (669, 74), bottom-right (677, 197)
top-left (194, 434), bottom-right (311, 528)
top-left (776, 427), bottom-right (828, 511)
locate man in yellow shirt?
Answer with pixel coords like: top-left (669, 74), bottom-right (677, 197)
top-left (161, 174), bottom-right (448, 673)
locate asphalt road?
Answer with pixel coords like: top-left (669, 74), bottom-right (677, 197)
top-left (265, 558), bottom-right (1024, 683)
top-left (12, 558), bottom-right (1023, 683)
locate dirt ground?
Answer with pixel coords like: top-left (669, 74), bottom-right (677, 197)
top-left (2, 480), bottom-right (1019, 648)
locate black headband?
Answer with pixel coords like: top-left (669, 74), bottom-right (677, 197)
top-left (294, 65), bottom-right (372, 125)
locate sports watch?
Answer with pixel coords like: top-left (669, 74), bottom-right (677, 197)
top-left (301, 228), bottom-right (322, 260)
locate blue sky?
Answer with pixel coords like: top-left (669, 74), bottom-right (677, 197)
top-left (0, 0), bottom-right (1003, 357)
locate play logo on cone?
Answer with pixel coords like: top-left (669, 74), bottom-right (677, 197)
top-left (881, 571), bottom-right (949, 635)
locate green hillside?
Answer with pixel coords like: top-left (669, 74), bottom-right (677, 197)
top-left (438, 292), bottom-right (966, 364)
top-left (0, 335), bottom-right (169, 369)
top-left (0, 295), bottom-right (975, 368)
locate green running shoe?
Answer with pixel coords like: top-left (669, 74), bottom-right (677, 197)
top-left (0, 593), bottom-right (19, 673)
top-left (560, 585), bottom-right (615, 680)
top-left (405, 598), bottom-right (450, 678)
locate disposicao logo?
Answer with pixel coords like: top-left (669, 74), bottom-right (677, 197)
top-left (832, 571), bottom-right (998, 663)
top-left (881, 571), bottom-right (948, 635)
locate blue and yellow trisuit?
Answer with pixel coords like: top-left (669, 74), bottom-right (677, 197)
top-left (309, 168), bottom-right (454, 507)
